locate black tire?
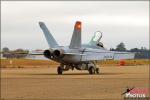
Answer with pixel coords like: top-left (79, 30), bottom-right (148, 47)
top-left (57, 66), bottom-right (63, 75)
top-left (96, 68), bottom-right (99, 74)
top-left (89, 66), bottom-right (95, 74)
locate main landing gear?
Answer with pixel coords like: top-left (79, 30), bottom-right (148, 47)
top-left (57, 66), bottom-right (63, 74)
top-left (88, 65), bottom-right (99, 74)
top-left (57, 62), bottom-right (100, 75)
top-left (57, 64), bottom-right (70, 75)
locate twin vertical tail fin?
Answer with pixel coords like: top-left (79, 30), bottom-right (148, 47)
top-left (69, 21), bottom-right (81, 49)
top-left (39, 22), bottom-right (58, 48)
top-left (39, 21), bottom-right (82, 49)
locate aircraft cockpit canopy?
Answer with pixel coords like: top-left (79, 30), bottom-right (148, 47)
top-left (90, 31), bottom-right (104, 48)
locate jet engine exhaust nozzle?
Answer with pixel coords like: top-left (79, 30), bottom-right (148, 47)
top-left (43, 50), bottom-right (52, 58)
top-left (53, 49), bottom-right (64, 58)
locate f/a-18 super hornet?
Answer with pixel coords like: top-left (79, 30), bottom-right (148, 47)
top-left (36, 21), bottom-right (134, 74)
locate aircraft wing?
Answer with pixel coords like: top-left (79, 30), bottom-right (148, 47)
top-left (113, 51), bottom-right (135, 60)
top-left (80, 50), bottom-right (135, 61)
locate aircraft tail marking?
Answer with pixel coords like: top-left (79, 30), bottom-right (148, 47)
top-left (69, 21), bottom-right (81, 49)
top-left (39, 22), bottom-right (59, 48)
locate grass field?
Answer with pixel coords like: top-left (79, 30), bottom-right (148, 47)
top-left (97, 59), bottom-right (149, 66)
top-left (1, 59), bottom-right (58, 68)
top-left (1, 58), bottom-right (149, 68)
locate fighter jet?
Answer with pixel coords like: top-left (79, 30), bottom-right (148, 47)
top-left (36, 21), bottom-right (134, 74)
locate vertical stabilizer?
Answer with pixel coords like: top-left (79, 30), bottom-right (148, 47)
top-left (69, 21), bottom-right (81, 49)
top-left (39, 22), bottom-right (58, 48)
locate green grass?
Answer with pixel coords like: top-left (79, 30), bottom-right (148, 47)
top-left (1, 58), bottom-right (149, 68)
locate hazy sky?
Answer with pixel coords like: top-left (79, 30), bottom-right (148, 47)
top-left (1, 1), bottom-right (149, 50)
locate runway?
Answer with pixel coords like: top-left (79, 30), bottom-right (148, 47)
top-left (1, 65), bottom-right (149, 100)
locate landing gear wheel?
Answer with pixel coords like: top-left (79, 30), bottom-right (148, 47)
top-left (89, 66), bottom-right (95, 74)
top-left (57, 66), bottom-right (63, 75)
top-left (96, 68), bottom-right (99, 74)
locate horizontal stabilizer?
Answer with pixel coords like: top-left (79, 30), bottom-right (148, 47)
top-left (26, 55), bottom-right (49, 60)
top-left (64, 53), bottom-right (86, 56)
top-left (25, 51), bottom-right (48, 60)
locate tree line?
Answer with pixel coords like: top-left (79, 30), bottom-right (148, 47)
top-left (110, 42), bottom-right (149, 59)
top-left (1, 48), bottom-right (29, 59)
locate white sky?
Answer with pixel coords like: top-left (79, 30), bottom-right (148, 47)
top-left (1, 1), bottom-right (149, 50)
